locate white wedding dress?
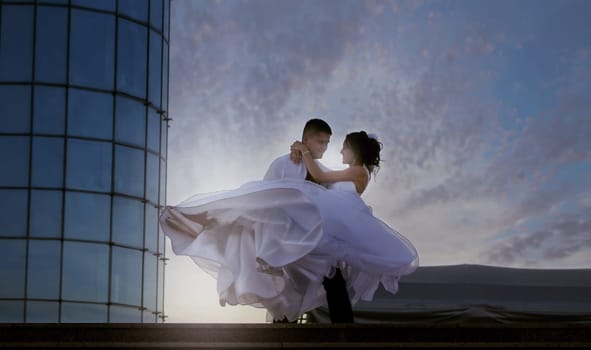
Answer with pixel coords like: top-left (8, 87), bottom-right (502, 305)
top-left (160, 177), bottom-right (418, 321)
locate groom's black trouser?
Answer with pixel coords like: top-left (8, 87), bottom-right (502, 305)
top-left (322, 268), bottom-right (354, 323)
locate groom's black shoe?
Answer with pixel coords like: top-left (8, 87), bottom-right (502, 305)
top-left (322, 268), bottom-right (354, 323)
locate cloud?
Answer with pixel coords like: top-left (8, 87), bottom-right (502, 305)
top-left (170, 0), bottom-right (370, 133)
top-left (486, 201), bottom-right (591, 267)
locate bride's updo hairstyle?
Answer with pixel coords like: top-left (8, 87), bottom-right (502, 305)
top-left (344, 131), bottom-right (382, 175)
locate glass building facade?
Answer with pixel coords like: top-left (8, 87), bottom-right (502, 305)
top-left (0, 0), bottom-right (170, 322)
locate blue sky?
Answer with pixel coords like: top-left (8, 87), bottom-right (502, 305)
top-left (164, 0), bottom-right (591, 322)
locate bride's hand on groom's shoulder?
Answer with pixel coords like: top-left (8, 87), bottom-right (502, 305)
top-left (290, 149), bottom-right (302, 164)
top-left (290, 141), bottom-right (304, 164)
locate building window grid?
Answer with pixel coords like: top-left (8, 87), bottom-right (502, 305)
top-left (0, 3), bottom-right (169, 86)
top-left (0, 0), bottom-right (169, 323)
top-left (1, 1), bottom-right (167, 39)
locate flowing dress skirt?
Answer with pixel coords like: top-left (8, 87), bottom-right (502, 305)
top-left (160, 179), bottom-right (418, 321)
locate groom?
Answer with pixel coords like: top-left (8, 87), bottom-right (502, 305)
top-left (263, 118), bottom-right (355, 323)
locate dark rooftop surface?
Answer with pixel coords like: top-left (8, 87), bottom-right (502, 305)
top-left (1, 323), bottom-right (590, 349)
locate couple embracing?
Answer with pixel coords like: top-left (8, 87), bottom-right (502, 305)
top-left (160, 118), bottom-right (419, 323)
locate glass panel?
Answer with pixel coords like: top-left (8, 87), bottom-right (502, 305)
top-left (114, 145), bottom-right (145, 198)
top-left (33, 86), bottom-right (66, 135)
top-left (110, 305), bottom-right (141, 322)
top-left (61, 302), bottom-right (107, 323)
top-left (0, 239), bottom-right (26, 298)
top-left (115, 96), bottom-right (146, 148)
top-left (162, 41), bottom-right (169, 109)
top-left (0, 190), bottom-right (28, 237)
top-left (145, 203), bottom-right (159, 252)
top-left (144, 204), bottom-right (158, 252)
top-left (70, 9), bottom-right (115, 90)
top-left (0, 5), bottom-right (34, 81)
top-left (0, 136), bottom-right (30, 187)
top-left (26, 301), bottom-right (59, 323)
top-left (112, 196), bottom-right (144, 248)
top-left (147, 109), bottom-right (160, 153)
top-left (117, 19), bottom-right (147, 98)
top-left (160, 159), bottom-right (166, 206)
top-left (157, 257), bottom-right (164, 311)
top-left (64, 191), bottom-right (110, 242)
top-left (68, 89), bottom-right (113, 140)
top-left (164, 0), bottom-right (169, 39)
top-left (31, 136), bottom-right (64, 188)
top-left (143, 309), bottom-right (156, 323)
top-left (27, 240), bottom-right (61, 299)
top-left (146, 153), bottom-right (158, 204)
top-left (62, 241), bottom-right (109, 303)
top-left (143, 251), bottom-right (157, 310)
top-left (119, 0), bottom-right (148, 23)
top-left (160, 118), bottom-right (167, 156)
top-left (71, 0), bottom-right (116, 11)
top-left (149, 30), bottom-right (162, 109)
top-left (35, 6), bottom-right (68, 83)
top-left (0, 85), bottom-right (30, 133)
top-left (111, 247), bottom-right (142, 306)
top-left (150, 0), bottom-right (163, 32)
top-left (29, 190), bottom-right (62, 238)
top-left (66, 139), bottom-right (112, 192)
top-left (158, 222), bottom-right (165, 254)
top-left (0, 301), bottom-right (24, 323)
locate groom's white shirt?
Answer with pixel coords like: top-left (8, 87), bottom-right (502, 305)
top-left (264, 154), bottom-right (330, 183)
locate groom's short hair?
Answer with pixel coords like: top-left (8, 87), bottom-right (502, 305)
top-left (303, 118), bottom-right (332, 138)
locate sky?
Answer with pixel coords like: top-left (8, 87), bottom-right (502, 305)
top-left (164, 0), bottom-right (591, 323)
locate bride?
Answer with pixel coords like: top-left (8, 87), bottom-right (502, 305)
top-left (159, 130), bottom-right (418, 322)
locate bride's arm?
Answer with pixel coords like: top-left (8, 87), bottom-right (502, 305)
top-left (307, 160), bottom-right (364, 183)
top-left (291, 141), bottom-right (365, 183)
